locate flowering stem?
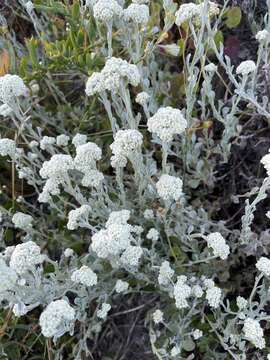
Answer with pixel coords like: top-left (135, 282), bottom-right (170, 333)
top-left (106, 22), bottom-right (113, 58)
top-left (182, 255), bottom-right (217, 267)
top-left (205, 316), bottom-right (240, 360)
top-left (248, 273), bottom-right (264, 309)
top-left (161, 142), bottom-right (168, 174)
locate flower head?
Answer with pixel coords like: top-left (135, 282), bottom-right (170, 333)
top-left (135, 91), bottom-right (150, 106)
top-left (158, 260), bottom-right (175, 285)
top-left (243, 318), bottom-right (265, 349)
top-left (120, 246), bottom-right (143, 267)
top-left (156, 174), bottom-right (183, 202)
top-left (256, 29), bottom-right (270, 43)
top-left (174, 275), bottom-right (191, 309)
top-left (10, 241), bottom-right (45, 275)
top-left (67, 205), bottom-right (91, 230)
top-left (206, 232), bottom-right (230, 260)
top-left (97, 303), bottom-right (111, 319)
top-left (72, 133), bottom-right (87, 147)
top-left (236, 60), bottom-right (256, 76)
top-left (153, 309), bottom-right (163, 324)
top-left (93, 0), bottom-right (123, 23)
top-left (256, 257), bottom-right (270, 276)
top-left (175, 3), bottom-right (200, 27)
top-left (110, 129), bottom-right (143, 167)
top-left (12, 212), bottom-right (33, 231)
top-left (206, 286), bottom-right (222, 308)
top-left (0, 74), bottom-right (28, 105)
top-left (124, 4), bottom-right (149, 25)
top-left (147, 107), bottom-right (187, 142)
top-left (71, 266), bottom-right (97, 287)
top-left (115, 279), bottom-right (129, 293)
top-left (39, 300), bottom-right (75, 338)
top-left (260, 151), bottom-right (270, 177)
top-left (0, 258), bottom-right (18, 294)
top-left (86, 57), bottom-right (140, 95)
top-left (74, 142), bottom-right (102, 171)
top-left (0, 138), bottom-right (16, 158)
top-left (39, 154), bottom-right (74, 180)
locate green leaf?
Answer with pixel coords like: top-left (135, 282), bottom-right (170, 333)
top-left (224, 7), bottom-right (242, 29)
top-left (19, 56), bottom-right (28, 77)
top-left (34, 2), bottom-right (68, 16)
top-left (182, 339), bottom-right (195, 352)
top-left (26, 38), bottom-right (39, 68)
top-left (214, 30), bottom-right (224, 47)
top-left (71, 2), bottom-right (80, 21)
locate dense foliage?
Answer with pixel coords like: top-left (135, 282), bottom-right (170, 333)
top-left (1, 1), bottom-right (270, 359)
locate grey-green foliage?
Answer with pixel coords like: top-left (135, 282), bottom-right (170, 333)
top-left (0, 0), bottom-right (270, 359)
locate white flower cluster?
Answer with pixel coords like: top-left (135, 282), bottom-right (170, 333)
top-left (147, 106), bottom-right (187, 143)
top-left (175, 3), bottom-right (199, 26)
top-left (13, 302), bottom-right (31, 317)
top-left (67, 205), bottom-right (91, 230)
top-left (260, 151), bottom-right (270, 177)
top-left (74, 142), bottom-right (102, 170)
top-left (153, 309), bottom-right (163, 324)
top-left (72, 133), bottom-right (87, 147)
top-left (0, 258), bottom-right (18, 294)
top-left (174, 275), bottom-right (191, 309)
top-left (85, 57), bottom-right (140, 96)
top-left (192, 284), bottom-right (204, 298)
top-left (25, 1), bottom-right (34, 13)
top-left (143, 209), bottom-right (154, 219)
top-left (115, 279), bottom-right (129, 293)
top-left (71, 265), bottom-right (97, 287)
top-left (175, 2), bottom-right (219, 27)
top-left (236, 60), bottom-right (256, 76)
top-left (192, 329), bottom-right (203, 340)
top-left (120, 246), bottom-right (143, 266)
top-left (243, 318), bottom-right (265, 349)
top-left (97, 302), bottom-right (111, 319)
top-left (204, 280), bottom-right (222, 308)
top-left (39, 139), bottom-right (102, 192)
top-left (206, 232), bottom-right (230, 260)
top-left (39, 154), bottom-right (74, 202)
top-left (256, 257), bottom-right (270, 276)
top-left (93, 0), bottom-right (123, 23)
top-left (64, 248), bottom-right (74, 258)
top-left (40, 136), bottom-right (55, 150)
top-left (110, 129), bottom-right (143, 168)
top-left (135, 91), bottom-right (150, 106)
top-left (39, 154), bottom-right (73, 180)
top-left (74, 142), bottom-right (104, 188)
top-left (12, 212), bottom-right (33, 231)
top-left (236, 296), bottom-right (248, 310)
top-left (0, 74), bottom-right (28, 105)
top-left (255, 29), bottom-right (270, 43)
top-left (146, 228), bottom-right (159, 241)
top-left (0, 138), bottom-right (17, 158)
top-left (156, 174), bottom-right (183, 202)
top-left (158, 260), bottom-right (175, 285)
top-left (56, 134), bottom-right (70, 147)
top-left (39, 299), bottom-right (75, 338)
top-left (204, 63), bottom-right (217, 73)
top-left (105, 209), bottom-right (130, 226)
top-left (124, 3), bottom-right (149, 25)
top-left (171, 346), bottom-right (180, 357)
top-left (9, 241), bottom-right (45, 275)
top-left (91, 210), bottom-right (143, 267)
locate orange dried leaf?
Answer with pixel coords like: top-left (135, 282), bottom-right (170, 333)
top-left (0, 49), bottom-right (10, 76)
